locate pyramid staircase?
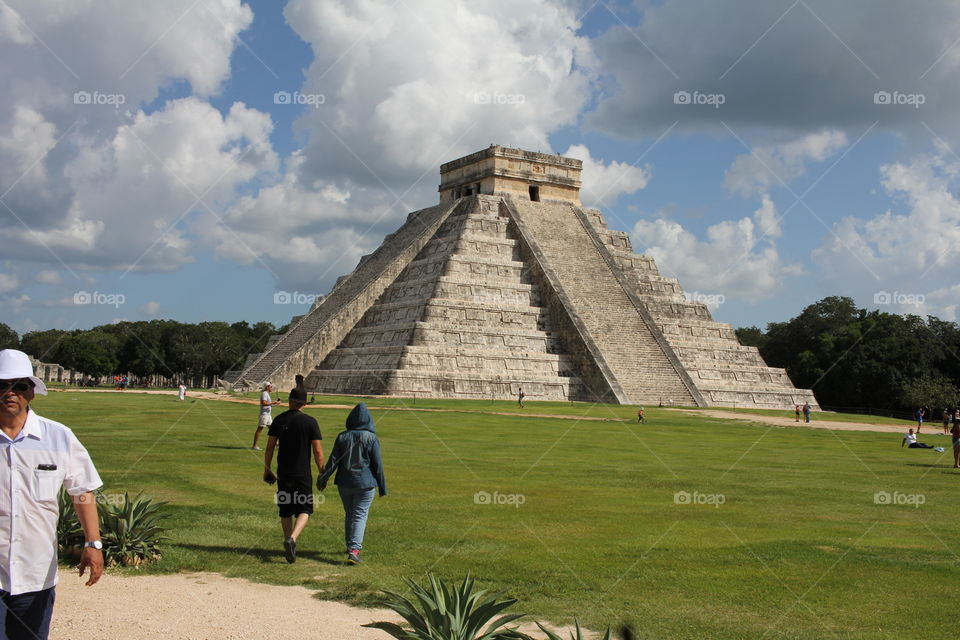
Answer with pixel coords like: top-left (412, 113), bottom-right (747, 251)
top-left (225, 145), bottom-right (817, 409)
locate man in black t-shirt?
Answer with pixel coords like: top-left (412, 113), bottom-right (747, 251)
top-left (262, 387), bottom-right (324, 564)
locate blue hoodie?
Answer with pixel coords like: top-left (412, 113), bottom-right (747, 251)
top-left (319, 403), bottom-right (387, 495)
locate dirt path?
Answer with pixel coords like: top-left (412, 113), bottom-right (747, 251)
top-left (51, 569), bottom-right (401, 640)
top-left (680, 409), bottom-right (911, 434)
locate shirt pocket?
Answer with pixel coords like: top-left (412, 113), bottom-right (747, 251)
top-left (33, 468), bottom-right (61, 502)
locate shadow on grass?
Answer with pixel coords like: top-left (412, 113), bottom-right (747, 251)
top-left (176, 542), bottom-right (345, 566)
top-left (202, 445), bottom-right (251, 450)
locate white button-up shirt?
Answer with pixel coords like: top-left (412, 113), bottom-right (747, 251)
top-left (0, 408), bottom-right (102, 595)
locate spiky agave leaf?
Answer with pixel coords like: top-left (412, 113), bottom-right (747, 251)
top-left (364, 573), bottom-right (532, 640)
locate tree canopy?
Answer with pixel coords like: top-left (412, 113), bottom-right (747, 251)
top-left (19, 319), bottom-right (281, 383)
top-left (736, 297), bottom-right (960, 412)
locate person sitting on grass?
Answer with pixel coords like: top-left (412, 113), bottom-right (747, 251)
top-left (902, 428), bottom-right (934, 449)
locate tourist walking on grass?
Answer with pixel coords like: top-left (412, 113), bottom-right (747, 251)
top-left (0, 349), bottom-right (103, 640)
top-left (952, 414), bottom-right (960, 469)
top-left (252, 382), bottom-right (280, 450)
top-left (915, 407), bottom-right (924, 432)
top-left (178, 383), bottom-right (186, 401)
top-left (318, 403), bottom-right (386, 565)
top-left (262, 387), bottom-right (324, 564)
top-left (803, 402), bottom-right (811, 423)
top-left (518, 387), bottom-right (525, 408)
top-left (637, 407), bottom-right (646, 424)
top-left (944, 408), bottom-right (951, 435)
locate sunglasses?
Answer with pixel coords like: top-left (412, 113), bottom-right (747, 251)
top-left (0, 379), bottom-right (33, 394)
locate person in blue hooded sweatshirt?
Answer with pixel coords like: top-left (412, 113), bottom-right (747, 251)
top-left (317, 403), bottom-right (386, 564)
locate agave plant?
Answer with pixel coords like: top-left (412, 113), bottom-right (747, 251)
top-left (534, 621), bottom-right (615, 640)
top-left (56, 488), bottom-right (84, 553)
top-left (97, 491), bottom-right (170, 567)
top-left (364, 573), bottom-right (532, 640)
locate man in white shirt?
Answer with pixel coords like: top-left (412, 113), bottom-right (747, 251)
top-left (252, 382), bottom-right (279, 451)
top-left (0, 349), bottom-right (103, 639)
top-left (177, 384), bottom-right (186, 401)
top-left (902, 428), bottom-right (934, 449)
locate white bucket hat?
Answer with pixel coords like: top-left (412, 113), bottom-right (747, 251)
top-left (0, 349), bottom-right (48, 395)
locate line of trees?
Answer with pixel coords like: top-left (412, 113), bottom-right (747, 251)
top-left (2, 320), bottom-right (282, 387)
top-left (4, 295), bottom-right (958, 409)
top-left (736, 296), bottom-right (960, 412)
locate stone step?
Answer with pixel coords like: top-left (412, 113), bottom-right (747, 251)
top-left (310, 368), bottom-right (585, 400)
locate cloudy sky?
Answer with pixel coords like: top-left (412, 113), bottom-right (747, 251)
top-left (2, 0), bottom-right (959, 336)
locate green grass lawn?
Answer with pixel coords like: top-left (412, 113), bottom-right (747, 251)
top-left (38, 391), bottom-right (958, 639)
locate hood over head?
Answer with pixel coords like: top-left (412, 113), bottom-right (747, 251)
top-left (346, 402), bottom-right (375, 432)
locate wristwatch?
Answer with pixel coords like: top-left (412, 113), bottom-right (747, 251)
top-left (84, 540), bottom-right (103, 550)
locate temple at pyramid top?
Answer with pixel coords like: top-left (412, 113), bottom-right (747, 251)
top-left (439, 146), bottom-right (583, 205)
top-left (224, 146), bottom-right (818, 409)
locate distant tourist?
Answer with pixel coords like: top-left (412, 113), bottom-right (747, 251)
top-left (803, 402), bottom-right (811, 423)
top-left (902, 428), bottom-right (934, 449)
top-left (518, 387), bottom-right (525, 408)
top-left (318, 403), bottom-right (387, 565)
top-left (0, 349), bottom-right (104, 639)
top-left (943, 408), bottom-right (951, 435)
top-left (952, 416), bottom-right (960, 469)
top-left (915, 407), bottom-right (925, 432)
top-left (252, 382), bottom-right (280, 450)
top-left (637, 407), bottom-right (646, 424)
top-left (178, 383), bottom-right (186, 401)
top-left (794, 404), bottom-right (800, 422)
top-left (262, 387), bottom-right (324, 564)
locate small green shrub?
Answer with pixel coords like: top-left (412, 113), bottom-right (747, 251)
top-left (97, 491), bottom-right (170, 567)
top-left (364, 573), bottom-right (530, 640)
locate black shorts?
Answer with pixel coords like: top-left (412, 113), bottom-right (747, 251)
top-left (276, 479), bottom-right (314, 517)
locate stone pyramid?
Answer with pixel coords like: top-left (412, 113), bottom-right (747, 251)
top-left (225, 146), bottom-right (818, 408)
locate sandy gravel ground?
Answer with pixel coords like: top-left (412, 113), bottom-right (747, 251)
top-left (683, 409), bottom-right (913, 434)
top-left (51, 569), bottom-right (403, 640)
